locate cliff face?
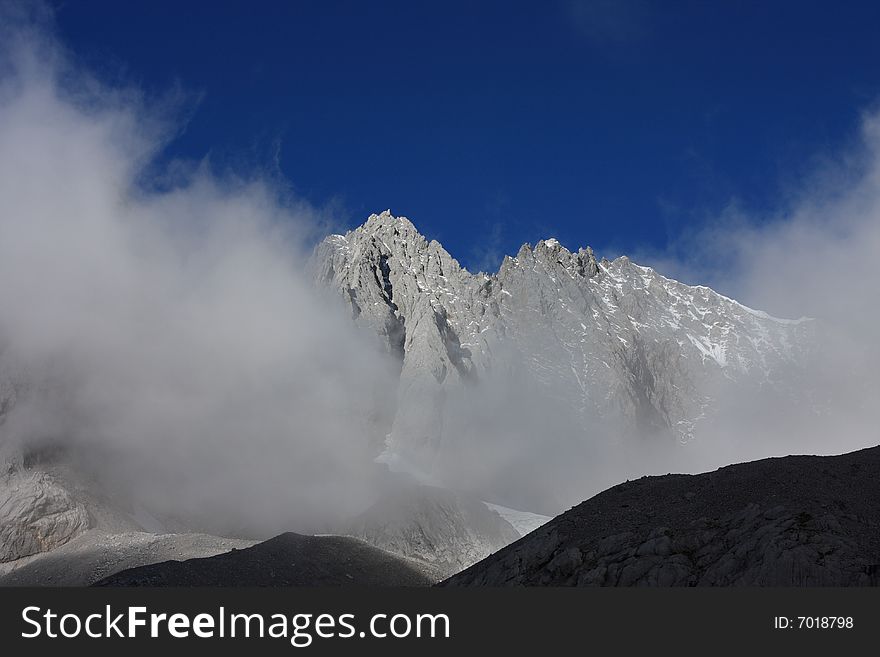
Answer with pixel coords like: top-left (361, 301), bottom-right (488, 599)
top-left (0, 471), bottom-right (90, 562)
top-left (441, 446), bottom-right (880, 586)
top-left (313, 211), bottom-right (813, 486)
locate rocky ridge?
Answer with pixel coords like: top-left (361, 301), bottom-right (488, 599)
top-left (94, 532), bottom-right (437, 586)
top-left (313, 211), bottom-right (814, 495)
top-left (441, 446), bottom-right (880, 586)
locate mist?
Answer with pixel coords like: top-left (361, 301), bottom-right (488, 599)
top-left (634, 109), bottom-right (880, 477)
top-left (0, 13), bottom-right (397, 535)
top-left (2, 8), bottom-right (878, 538)
top-left (431, 110), bottom-right (880, 514)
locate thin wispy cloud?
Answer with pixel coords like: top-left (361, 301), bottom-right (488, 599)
top-left (568, 0), bottom-right (651, 49)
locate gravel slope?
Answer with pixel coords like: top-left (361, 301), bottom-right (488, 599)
top-left (442, 446), bottom-right (880, 586)
top-left (0, 529), bottom-right (255, 586)
top-left (94, 532), bottom-right (437, 586)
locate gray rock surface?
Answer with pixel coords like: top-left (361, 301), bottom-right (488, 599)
top-left (348, 485), bottom-right (521, 577)
top-left (313, 212), bottom-right (814, 484)
top-left (441, 445), bottom-right (880, 586)
top-left (0, 529), bottom-right (255, 586)
top-left (0, 471), bottom-right (90, 562)
top-left (0, 449), bottom-right (170, 567)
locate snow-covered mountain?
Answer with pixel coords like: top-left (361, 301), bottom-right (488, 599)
top-left (0, 209), bottom-right (819, 581)
top-left (313, 211), bottom-right (814, 504)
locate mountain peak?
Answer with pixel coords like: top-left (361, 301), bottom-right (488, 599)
top-left (524, 237), bottom-right (601, 279)
top-left (314, 210), bottom-right (812, 469)
top-left (362, 210), bottom-right (418, 234)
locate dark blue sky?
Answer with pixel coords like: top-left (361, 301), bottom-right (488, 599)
top-left (54, 0), bottom-right (880, 271)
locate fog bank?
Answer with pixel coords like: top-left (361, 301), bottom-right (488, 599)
top-left (0, 12), bottom-right (396, 535)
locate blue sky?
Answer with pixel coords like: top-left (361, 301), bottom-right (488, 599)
top-left (53, 0), bottom-right (880, 272)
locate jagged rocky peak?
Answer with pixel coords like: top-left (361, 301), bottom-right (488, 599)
top-left (333, 210), bottom-right (449, 264)
top-left (520, 237), bottom-right (601, 279)
top-left (313, 211), bottom-right (814, 502)
top-left (317, 210), bottom-right (470, 302)
top-left (362, 208), bottom-right (419, 235)
top-left (326, 212), bottom-right (606, 285)
top-left (355, 210), bottom-right (428, 255)
top-left (534, 237), bottom-right (566, 258)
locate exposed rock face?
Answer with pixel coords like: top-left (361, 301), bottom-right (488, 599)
top-left (348, 485), bottom-right (521, 577)
top-left (0, 530), bottom-right (255, 586)
top-left (93, 532), bottom-right (436, 586)
top-left (312, 213), bottom-right (487, 468)
top-left (0, 471), bottom-right (90, 562)
top-left (313, 211), bottom-right (814, 482)
top-left (441, 446), bottom-right (880, 586)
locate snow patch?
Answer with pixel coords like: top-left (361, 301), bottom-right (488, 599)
top-left (483, 503), bottom-right (552, 537)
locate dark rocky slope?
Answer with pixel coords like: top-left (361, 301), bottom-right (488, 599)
top-left (94, 533), bottom-right (436, 586)
top-left (441, 446), bottom-right (880, 586)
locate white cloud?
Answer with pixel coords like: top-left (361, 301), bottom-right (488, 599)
top-left (0, 9), bottom-right (396, 535)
